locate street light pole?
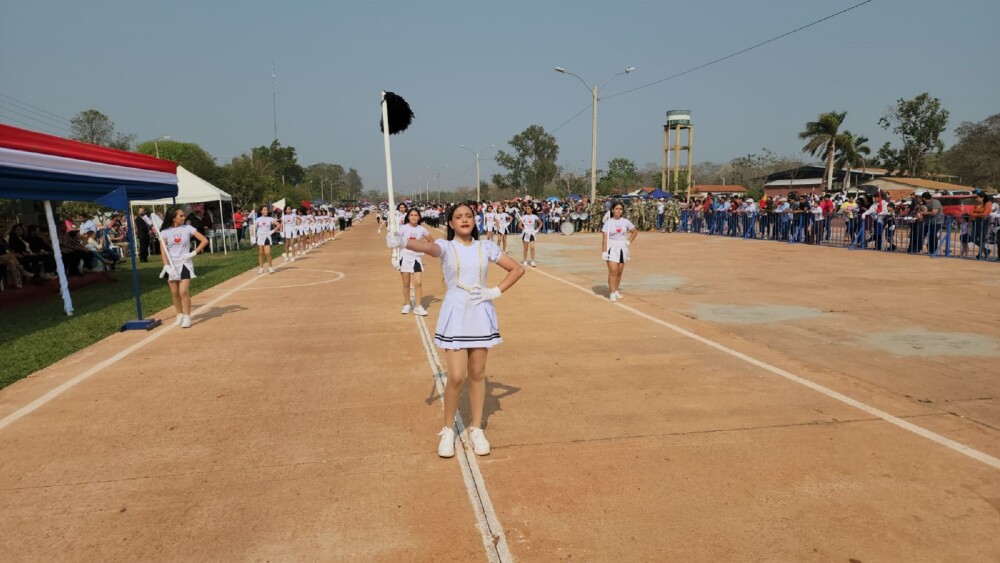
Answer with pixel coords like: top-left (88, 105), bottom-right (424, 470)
top-left (153, 135), bottom-right (171, 158)
top-left (459, 144), bottom-right (495, 202)
top-left (555, 66), bottom-right (634, 202)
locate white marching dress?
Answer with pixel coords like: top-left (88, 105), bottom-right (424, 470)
top-left (433, 238), bottom-right (503, 350)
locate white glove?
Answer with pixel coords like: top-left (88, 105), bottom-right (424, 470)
top-left (182, 251), bottom-right (197, 260)
top-left (601, 251), bottom-right (610, 261)
top-left (386, 231), bottom-right (406, 249)
top-left (158, 265), bottom-right (176, 279)
top-left (470, 285), bottom-right (502, 305)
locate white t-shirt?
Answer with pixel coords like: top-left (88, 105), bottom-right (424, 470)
top-left (400, 224), bottom-right (430, 258)
top-left (602, 218), bottom-right (635, 242)
top-left (255, 216), bottom-right (276, 235)
top-left (282, 213), bottom-right (296, 229)
top-left (497, 212), bottom-right (511, 228)
top-left (521, 214), bottom-right (540, 233)
top-left (160, 225), bottom-right (197, 260)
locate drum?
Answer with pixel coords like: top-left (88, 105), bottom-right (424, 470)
top-left (570, 212), bottom-right (580, 220)
top-left (560, 222), bottom-right (575, 235)
top-left (580, 212), bottom-right (589, 221)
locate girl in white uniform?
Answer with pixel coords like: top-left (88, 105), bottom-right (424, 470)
top-left (282, 206), bottom-right (298, 261)
top-left (496, 207), bottom-right (511, 254)
top-left (484, 205), bottom-right (497, 242)
top-left (398, 208), bottom-right (434, 316)
top-left (387, 203), bottom-right (524, 458)
top-left (158, 207), bottom-right (208, 328)
top-left (601, 201), bottom-right (638, 302)
top-left (254, 205), bottom-right (278, 274)
top-left (519, 204), bottom-right (541, 267)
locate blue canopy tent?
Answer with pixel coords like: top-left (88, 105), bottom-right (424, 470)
top-left (643, 188), bottom-right (672, 199)
top-left (0, 124), bottom-right (178, 329)
top-left (568, 193), bottom-right (582, 201)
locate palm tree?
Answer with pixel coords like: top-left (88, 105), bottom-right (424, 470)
top-left (834, 131), bottom-right (871, 190)
top-left (799, 111), bottom-right (847, 191)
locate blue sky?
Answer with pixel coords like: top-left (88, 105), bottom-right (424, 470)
top-left (2, 0), bottom-right (997, 195)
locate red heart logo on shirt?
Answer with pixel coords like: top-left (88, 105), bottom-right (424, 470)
top-left (616, 227), bottom-right (622, 233)
top-left (173, 236), bottom-right (181, 243)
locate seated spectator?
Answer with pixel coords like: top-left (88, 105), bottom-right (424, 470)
top-left (83, 230), bottom-right (116, 271)
top-left (55, 222), bottom-right (93, 276)
top-left (7, 223), bottom-right (56, 277)
top-left (0, 223), bottom-right (44, 287)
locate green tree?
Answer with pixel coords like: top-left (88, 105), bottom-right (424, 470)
top-left (304, 163), bottom-right (346, 201)
top-left (876, 92), bottom-right (949, 177)
top-left (343, 168), bottom-right (363, 201)
top-left (492, 125), bottom-right (559, 197)
top-left (833, 131), bottom-right (871, 189)
top-left (799, 111), bottom-right (847, 190)
top-left (252, 140), bottom-right (305, 185)
top-left (942, 113), bottom-right (1000, 189)
top-left (135, 139), bottom-right (217, 180)
top-left (70, 109), bottom-right (134, 149)
top-left (598, 157), bottom-right (638, 195)
top-left (217, 153), bottom-right (274, 211)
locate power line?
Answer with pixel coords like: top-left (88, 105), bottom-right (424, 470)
top-left (0, 92), bottom-right (72, 124)
top-left (550, 102), bottom-right (593, 134)
top-left (0, 111), bottom-right (66, 136)
top-left (602, 0), bottom-right (874, 101)
top-left (0, 100), bottom-right (71, 133)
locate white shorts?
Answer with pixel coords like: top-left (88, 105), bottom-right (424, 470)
top-left (522, 232), bottom-right (536, 243)
top-left (399, 254), bottom-right (424, 274)
top-left (486, 224), bottom-right (495, 232)
top-left (283, 229), bottom-right (296, 239)
top-left (255, 232), bottom-right (273, 246)
top-left (498, 224), bottom-right (509, 235)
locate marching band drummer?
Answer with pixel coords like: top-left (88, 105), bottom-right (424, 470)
top-left (386, 203), bottom-right (524, 458)
top-left (254, 205), bottom-right (278, 274)
top-left (601, 200), bottom-right (637, 303)
top-left (519, 203), bottom-right (541, 267)
top-left (158, 207), bottom-right (209, 329)
top-left (398, 207), bottom-right (434, 316)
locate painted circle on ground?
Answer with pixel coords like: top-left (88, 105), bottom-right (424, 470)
top-left (245, 268), bottom-right (345, 290)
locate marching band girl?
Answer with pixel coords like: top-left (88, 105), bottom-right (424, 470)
top-left (519, 203), bottom-right (541, 267)
top-left (254, 205), bottom-right (278, 274)
top-left (282, 205), bottom-right (298, 261)
top-left (398, 207), bottom-right (434, 316)
top-left (496, 205), bottom-right (511, 254)
top-left (387, 203), bottom-right (524, 458)
top-left (484, 204), bottom-right (496, 242)
top-left (601, 200), bottom-right (637, 302)
top-left (159, 207), bottom-right (209, 328)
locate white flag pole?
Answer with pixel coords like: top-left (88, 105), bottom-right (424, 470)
top-left (381, 91), bottom-right (400, 266)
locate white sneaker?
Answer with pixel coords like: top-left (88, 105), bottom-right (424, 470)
top-left (614, 291), bottom-right (623, 300)
top-left (610, 292), bottom-right (619, 303)
top-left (438, 426), bottom-right (456, 458)
top-left (180, 315), bottom-right (192, 328)
top-left (413, 305), bottom-right (428, 316)
top-left (522, 260), bottom-right (528, 266)
top-left (290, 256), bottom-right (295, 262)
top-left (257, 267), bottom-right (264, 274)
top-left (468, 427), bottom-right (491, 456)
top-left (268, 267), bottom-right (275, 274)
top-left (401, 304), bottom-right (412, 314)
top-left (529, 260), bottom-right (536, 267)
top-left (173, 314), bottom-right (184, 326)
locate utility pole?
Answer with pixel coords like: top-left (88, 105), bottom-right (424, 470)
top-left (271, 63), bottom-right (278, 142)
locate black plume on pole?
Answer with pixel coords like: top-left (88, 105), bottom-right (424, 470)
top-left (380, 91), bottom-right (414, 134)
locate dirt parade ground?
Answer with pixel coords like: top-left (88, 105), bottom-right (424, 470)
top-left (1, 219), bottom-right (999, 562)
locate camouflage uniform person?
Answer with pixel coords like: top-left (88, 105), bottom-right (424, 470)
top-left (664, 199), bottom-right (680, 232)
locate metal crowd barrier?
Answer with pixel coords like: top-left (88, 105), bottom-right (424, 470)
top-left (680, 210), bottom-right (999, 261)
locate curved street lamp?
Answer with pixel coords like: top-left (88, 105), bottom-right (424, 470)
top-left (555, 66), bottom-right (634, 201)
top-left (459, 144), bottom-right (495, 202)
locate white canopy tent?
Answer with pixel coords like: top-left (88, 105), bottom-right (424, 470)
top-left (133, 165), bottom-right (238, 253)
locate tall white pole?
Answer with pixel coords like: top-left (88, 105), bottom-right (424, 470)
top-left (272, 64), bottom-right (278, 141)
top-left (590, 85), bottom-right (598, 202)
top-left (475, 153), bottom-right (481, 202)
top-left (43, 200), bottom-right (73, 315)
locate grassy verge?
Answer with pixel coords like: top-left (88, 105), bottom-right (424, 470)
top-left (1, 246), bottom-right (273, 389)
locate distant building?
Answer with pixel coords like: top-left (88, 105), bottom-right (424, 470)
top-left (762, 165), bottom-right (888, 197)
top-left (860, 177), bottom-right (974, 199)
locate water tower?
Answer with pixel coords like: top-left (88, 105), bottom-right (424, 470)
top-left (662, 110), bottom-right (693, 200)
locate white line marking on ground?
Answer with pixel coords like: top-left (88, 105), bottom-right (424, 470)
top-left (0, 262), bottom-right (291, 432)
top-left (412, 307), bottom-right (513, 562)
top-left (528, 266), bottom-right (1000, 471)
top-left (244, 269), bottom-right (345, 290)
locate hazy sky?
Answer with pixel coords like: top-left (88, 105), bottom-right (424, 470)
top-left (2, 0), bottom-right (997, 195)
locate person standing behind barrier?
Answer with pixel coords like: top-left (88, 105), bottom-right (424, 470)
top-left (918, 192), bottom-right (944, 255)
top-left (253, 205), bottom-right (278, 274)
top-left (159, 207), bottom-right (208, 329)
top-left (134, 206), bottom-right (151, 263)
top-left (602, 201), bottom-right (637, 303)
top-left (969, 193), bottom-right (992, 259)
top-left (821, 195), bottom-right (834, 241)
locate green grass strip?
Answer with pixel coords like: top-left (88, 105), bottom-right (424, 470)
top-left (1, 246), bottom-right (274, 389)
